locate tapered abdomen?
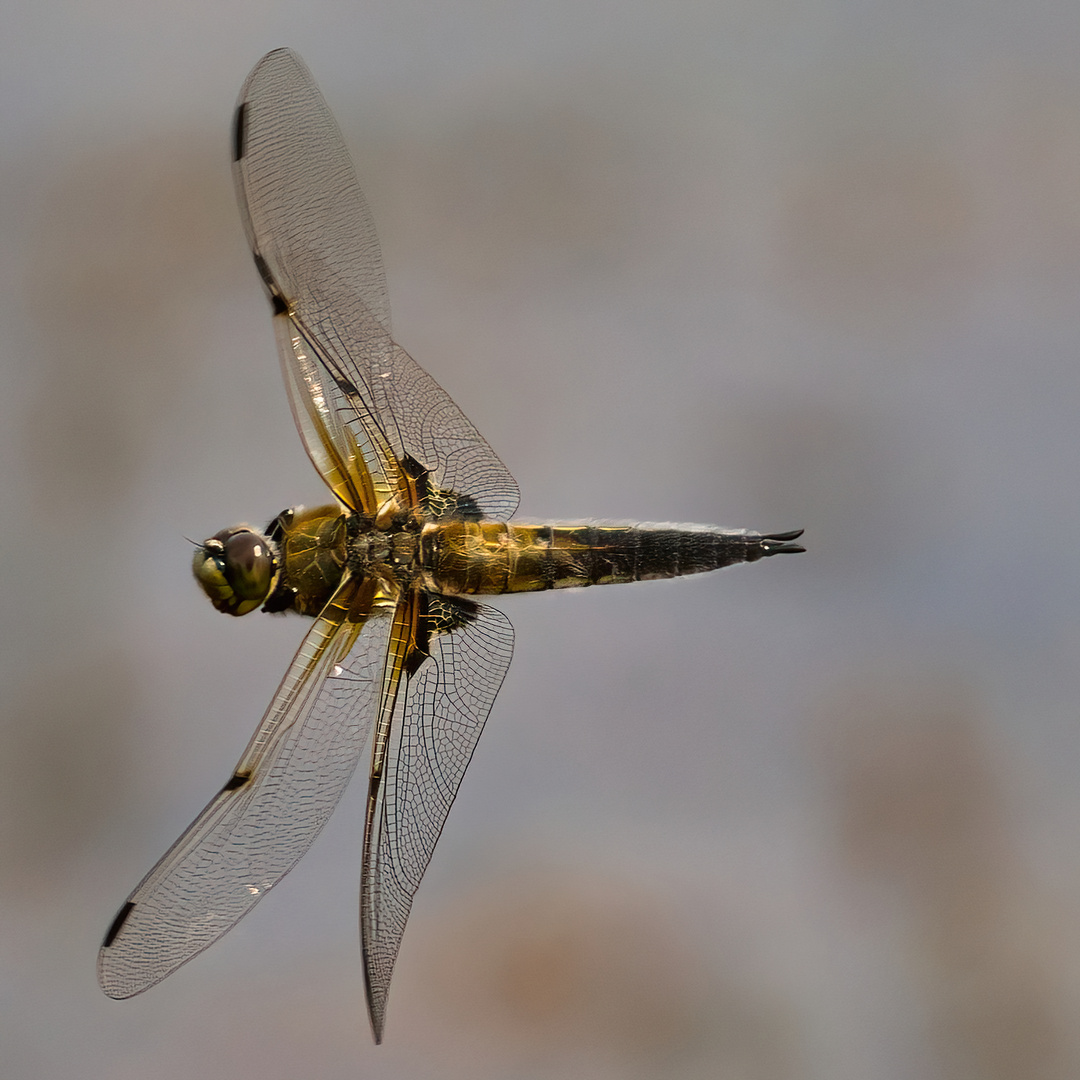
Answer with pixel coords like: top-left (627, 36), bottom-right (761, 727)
top-left (420, 521), bottom-right (800, 596)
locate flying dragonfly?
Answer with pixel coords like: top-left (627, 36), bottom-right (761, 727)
top-left (97, 47), bottom-right (804, 1042)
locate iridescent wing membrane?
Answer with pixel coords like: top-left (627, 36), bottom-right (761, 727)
top-left (232, 48), bottom-right (519, 521)
top-left (97, 579), bottom-right (395, 998)
top-left (98, 49), bottom-right (518, 1040)
top-left (362, 597), bottom-right (513, 1035)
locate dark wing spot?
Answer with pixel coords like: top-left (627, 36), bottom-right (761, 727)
top-left (405, 620), bottom-right (431, 676)
top-left (399, 455), bottom-right (483, 521)
top-left (449, 492), bottom-right (484, 521)
top-left (232, 102), bottom-right (248, 162)
top-left (426, 488), bottom-right (484, 521)
top-left (405, 589), bottom-right (433, 676)
top-left (102, 901), bottom-right (136, 948)
top-left (400, 453), bottom-right (429, 486)
top-left (405, 592), bottom-right (481, 676)
top-left (335, 374), bottom-right (361, 398)
top-left (222, 772), bottom-right (252, 792)
top-left (251, 253), bottom-right (288, 315)
top-left (435, 595), bottom-right (480, 628)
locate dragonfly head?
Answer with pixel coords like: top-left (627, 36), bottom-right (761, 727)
top-left (193, 526), bottom-right (280, 616)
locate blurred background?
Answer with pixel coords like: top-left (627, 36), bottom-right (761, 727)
top-left (3, 2), bottom-right (1080, 1078)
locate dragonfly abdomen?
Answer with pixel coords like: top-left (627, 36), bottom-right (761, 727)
top-left (420, 521), bottom-right (804, 595)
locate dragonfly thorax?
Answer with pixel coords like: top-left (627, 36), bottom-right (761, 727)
top-left (349, 521), bottom-right (422, 581)
top-left (194, 505), bottom-right (432, 620)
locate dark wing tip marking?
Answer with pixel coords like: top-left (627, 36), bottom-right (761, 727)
top-left (102, 901), bottom-right (136, 948)
top-left (222, 771), bottom-right (253, 792)
top-left (232, 102), bottom-right (248, 162)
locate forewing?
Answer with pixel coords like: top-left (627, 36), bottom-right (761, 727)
top-left (97, 575), bottom-right (397, 999)
top-left (361, 598), bottom-right (515, 1040)
top-left (273, 312), bottom-right (394, 514)
top-left (233, 48), bottom-right (519, 519)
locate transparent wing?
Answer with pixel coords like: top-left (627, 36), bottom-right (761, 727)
top-left (97, 575), bottom-right (397, 999)
top-left (233, 48), bottom-right (519, 519)
top-left (361, 598), bottom-right (515, 1041)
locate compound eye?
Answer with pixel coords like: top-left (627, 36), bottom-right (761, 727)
top-left (192, 527), bottom-right (278, 616)
top-left (223, 530), bottom-right (275, 603)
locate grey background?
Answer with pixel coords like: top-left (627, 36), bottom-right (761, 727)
top-left (3, 3), bottom-right (1080, 1078)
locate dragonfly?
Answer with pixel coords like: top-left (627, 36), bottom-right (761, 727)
top-left (97, 48), bottom-right (804, 1042)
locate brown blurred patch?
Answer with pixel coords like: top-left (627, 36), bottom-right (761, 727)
top-left (407, 864), bottom-right (801, 1078)
top-left (5, 133), bottom-right (240, 899)
top-left (21, 131), bottom-right (239, 509)
top-left (779, 138), bottom-right (977, 330)
top-left (818, 673), bottom-right (1073, 1080)
top-left (820, 677), bottom-right (1006, 895)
